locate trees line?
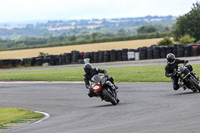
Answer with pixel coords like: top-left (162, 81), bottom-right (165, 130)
top-left (0, 32), bottom-right (172, 51)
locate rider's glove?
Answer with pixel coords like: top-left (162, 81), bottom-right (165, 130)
top-left (171, 71), bottom-right (177, 77)
top-left (184, 60), bottom-right (189, 64)
top-left (86, 85), bottom-right (91, 89)
top-left (105, 74), bottom-right (108, 77)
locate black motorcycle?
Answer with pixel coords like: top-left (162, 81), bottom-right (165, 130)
top-left (176, 64), bottom-right (200, 92)
top-left (90, 74), bottom-right (119, 105)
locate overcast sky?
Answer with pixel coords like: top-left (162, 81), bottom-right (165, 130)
top-left (0, 0), bottom-right (198, 23)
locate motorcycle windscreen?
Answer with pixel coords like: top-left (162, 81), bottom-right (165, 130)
top-left (91, 74), bottom-right (102, 83)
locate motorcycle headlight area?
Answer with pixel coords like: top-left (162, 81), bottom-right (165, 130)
top-left (93, 85), bottom-right (100, 90)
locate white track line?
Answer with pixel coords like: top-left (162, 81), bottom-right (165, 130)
top-left (34, 111), bottom-right (50, 124)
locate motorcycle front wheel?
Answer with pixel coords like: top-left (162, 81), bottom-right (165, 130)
top-left (188, 77), bottom-right (200, 92)
top-left (102, 89), bottom-right (117, 105)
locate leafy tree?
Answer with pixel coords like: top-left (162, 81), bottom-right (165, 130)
top-left (162, 27), bottom-right (170, 32)
top-left (69, 35), bottom-right (77, 41)
top-left (173, 2), bottom-right (200, 42)
top-left (39, 52), bottom-right (49, 56)
top-left (117, 28), bottom-right (126, 36)
top-left (158, 37), bottom-right (174, 46)
top-left (91, 32), bottom-right (98, 42)
top-left (137, 25), bottom-right (158, 34)
top-left (178, 34), bottom-right (195, 44)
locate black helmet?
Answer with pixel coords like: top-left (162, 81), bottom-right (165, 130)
top-left (83, 63), bottom-right (92, 74)
top-left (167, 53), bottom-right (176, 64)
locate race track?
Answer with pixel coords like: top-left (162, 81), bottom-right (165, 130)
top-left (0, 82), bottom-right (200, 133)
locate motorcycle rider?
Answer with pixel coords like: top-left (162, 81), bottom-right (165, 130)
top-left (165, 53), bottom-right (189, 90)
top-left (83, 63), bottom-right (118, 97)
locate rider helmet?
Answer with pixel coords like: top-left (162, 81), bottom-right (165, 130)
top-left (83, 63), bottom-right (92, 74)
top-left (166, 53), bottom-right (176, 64)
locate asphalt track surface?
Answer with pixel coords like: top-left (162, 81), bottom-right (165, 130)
top-left (1, 82), bottom-right (200, 133)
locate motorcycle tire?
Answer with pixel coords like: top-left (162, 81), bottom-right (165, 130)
top-left (102, 89), bottom-right (117, 105)
top-left (188, 77), bottom-right (200, 92)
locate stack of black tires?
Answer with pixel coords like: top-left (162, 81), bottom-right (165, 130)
top-left (71, 50), bottom-right (80, 64)
top-left (3, 43), bottom-right (200, 68)
top-left (98, 51), bottom-right (104, 63)
top-left (139, 47), bottom-right (147, 60)
top-left (153, 46), bottom-right (160, 59)
top-left (122, 49), bottom-right (128, 61)
top-left (0, 59), bottom-right (21, 68)
top-left (147, 47), bottom-right (153, 59)
top-left (192, 45), bottom-right (199, 56)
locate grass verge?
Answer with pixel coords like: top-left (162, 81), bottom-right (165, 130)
top-left (0, 108), bottom-right (43, 128)
top-left (0, 65), bottom-right (200, 82)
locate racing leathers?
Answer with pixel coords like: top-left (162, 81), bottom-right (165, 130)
top-left (165, 59), bottom-right (188, 90)
top-left (83, 68), bottom-right (117, 97)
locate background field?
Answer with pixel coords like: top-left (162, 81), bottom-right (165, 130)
top-left (0, 38), bottom-right (162, 59)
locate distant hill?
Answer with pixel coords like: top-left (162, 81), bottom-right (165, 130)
top-left (0, 15), bottom-right (177, 40)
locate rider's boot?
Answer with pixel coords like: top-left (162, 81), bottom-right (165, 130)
top-left (114, 84), bottom-right (118, 89)
top-left (88, 91), bottom-right (94, 98)
top-left (116, 98), bottom-right (120, 103)
top-left (179, 84), bottom-right (186, 90)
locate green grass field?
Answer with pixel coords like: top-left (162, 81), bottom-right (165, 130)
top-left (0, 108), bottom-right (43, 128)
top-left (0, 65), bottom-right (200, 82)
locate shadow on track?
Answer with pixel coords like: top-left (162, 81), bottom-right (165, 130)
top-left (91, 102), bottom-right (127, 108)
top-left (174, 91), bottom-right (198, 95)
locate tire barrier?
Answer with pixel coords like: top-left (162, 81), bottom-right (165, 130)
top-left (80, 52), bottom-right (84, 60)
top-left (65, 53), bottom-right (72, 64)
top-left (135, 52), bottom-right (140, 60)
top-left (153, 46), bottom-right (160, 59)
top-left (192, 45), bottom-right (199, 56)
top-left (147, 47), bottom-right (153, 59)
top-left (83, 52), bottom-right (90, 59)
top-left (31, 57), bottom-right (37, 66)
top-left (166, 46), bottom-right (173, 55)
top-left (0, 59), bottom-right (21, 68)
top-left (177, 44), bottom-right (184, 57)
top-left (94, 52), bottom-right (99, 63)
top-left (110, 50), bottom-right (117, 62)
top-left (160, 46), bottom-right (166, 58)
top-left (78, 59), bottom-right (84, 64)
top-left (98, 51), bottom-right (104, 63)
top-left (22, 58), bottom-right (32, 66)
top-left (173, 44), bottom-right (178, 57)
top-left (36, 56), bottom-right (44, 66)
top-left (139, 47), bottom-right (147, 60)
top-left (128, 49), bottom-right (136, 60)
top-left (104, 50), bottom-right (110, 62)
top-left (71, 50), bottom-right (80, 64)
top-left (183, 45), bottom-right (191, 57)
top-left (2, 43), bottom-right (200, 69)
top-left (90, 52), bottom-right (95, 63)
top-left (57, 54), bottom-right (63, 65)
top-left (122, 49), bottom-right (128, 61)
top-left (116, 50), bottom-right (122, 61)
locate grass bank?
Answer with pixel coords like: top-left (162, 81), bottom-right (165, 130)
top-left (0, 65), bottom-right (200, 82)
top-left (0, 108), bottom-right (43, 128)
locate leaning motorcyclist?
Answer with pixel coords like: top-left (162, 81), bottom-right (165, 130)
top-left (165, 53), bottom-right (189, 90)
top-left (83, 63), bottom-right (118, 97)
